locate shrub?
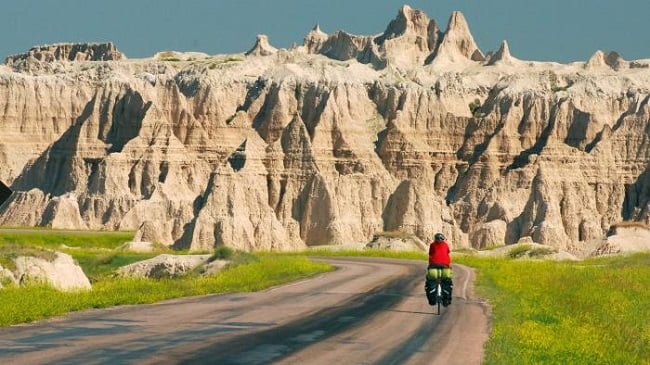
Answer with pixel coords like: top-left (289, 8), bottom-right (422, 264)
top-left (211, 246), bottom-right (234, 261)
top-left (468, 98), bottom-right (483, 117)
top-left (528, 247), bottom-right (558, 257)
top-left (508, 244), bottom-right (533, 258)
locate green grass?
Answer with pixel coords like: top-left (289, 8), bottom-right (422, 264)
top-left (0, 231), bottom-right (133, 249)
top-left (0, 244), bottom-right (58, 271)
top-left (68, 249), bottom-right (158, 282)
top-left (0, 255), bottom-right (332, 326)
top-left (457, 253), bottom-right (650, 364)
top-left (305, 248), bottom-right (427, 261)
top-left (508, 244), bottom-right (534, 258)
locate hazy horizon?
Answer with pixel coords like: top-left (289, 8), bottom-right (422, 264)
top-left (1, 1), bottom-right (649, 63)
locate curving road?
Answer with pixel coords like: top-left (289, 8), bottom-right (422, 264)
top-left (0, 257), bottom-right (489, 364)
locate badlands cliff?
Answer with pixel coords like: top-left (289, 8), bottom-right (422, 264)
top-left (1, 5), bottom-right (649, 253)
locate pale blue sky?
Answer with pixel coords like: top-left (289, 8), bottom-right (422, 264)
top-left (1, 0), bottom-right (649, 63)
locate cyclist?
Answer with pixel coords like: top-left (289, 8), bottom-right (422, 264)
top-left (425, 233), bottom-right (453, 306)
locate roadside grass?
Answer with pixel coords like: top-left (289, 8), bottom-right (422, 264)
top-left (456, 253), bottom-right (650, 364)
top-left (0, 230), bottom-right (333, 327)
top-left (68, 249), bottom-right (158, 282)
top-left (0, 231), bottom-right (133, 249)
top-left (0, 255), bottom-right (332, 327)
top-left (304, 248), bottom-right (427, 261)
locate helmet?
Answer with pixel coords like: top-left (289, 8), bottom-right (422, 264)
top-left (434, 233), bottom-right (445, 242)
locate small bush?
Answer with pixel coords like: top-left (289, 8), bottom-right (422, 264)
top-left (528, 247), bottom-right (558, 257)
top-left (162, 58), bottom-right (181, 62)
top-left (211, 246), bottom-right (234, 261)
top-left (551, 85), bottom-right (570, 93)
top-left (508, 244), bottom-right (533, 258)
top-left (469, 98), bottom-right (483, 117)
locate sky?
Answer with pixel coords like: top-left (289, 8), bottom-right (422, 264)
top-left (1, 0), bottom-right (649, 63)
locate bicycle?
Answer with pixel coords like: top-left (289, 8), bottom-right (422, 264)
top-left (425, 266), bottom-right (453, 315)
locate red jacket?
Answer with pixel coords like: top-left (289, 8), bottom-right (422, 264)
top-left (429, 240), bottom-right (451, 266)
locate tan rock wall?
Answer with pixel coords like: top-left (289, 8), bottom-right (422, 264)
top-left (1, 9), bottom-right (649, 252)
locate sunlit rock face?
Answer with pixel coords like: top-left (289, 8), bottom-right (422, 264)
top-left (1, 7), bottom-right (650, 253)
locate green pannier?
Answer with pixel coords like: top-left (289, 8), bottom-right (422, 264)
top-left (426, 267), bottom-right (453, 279)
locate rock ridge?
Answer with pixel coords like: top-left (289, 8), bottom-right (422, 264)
top-left (1, 6), bottom-right (650, 254)
top-left (5, 42), bottom-right (125, 65)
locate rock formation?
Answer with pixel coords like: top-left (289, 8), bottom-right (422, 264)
top-left (246, 35), bottom-right (278, 57)
top-left (116, 254), bottom-right (212, 278)
top-left (585, 50), bottom-right (628, 71)
top-left (9, 252), bottom-right (91, 291)
top-left (486, 40), bottom-right (521, 66)
top-left (1, 6), bottom-right (649, 254)
top-left (303, 24), bottom-right (328, 54)
top-left (591, 223), bottom-right (650, 255)
top-left (303, 6), bottom-right (483, 69)
top-left (5, 42), bottom-right (125, 65)
top-left (366, 232), bottom-right (427, 252)
top-left (0, 181), bottom-right (10, 208)
top-left (429, 11), bottom-right (484, 66)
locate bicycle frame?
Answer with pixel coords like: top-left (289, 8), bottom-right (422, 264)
top-left (436, 278), bottom-right (443, 315)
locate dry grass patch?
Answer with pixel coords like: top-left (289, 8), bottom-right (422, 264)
top-left (0, 244), bottom-right (57, 271)
top-left (373, 230), bottom-right (416, 239)
top-left (610, 220), bottom-right (650, 231)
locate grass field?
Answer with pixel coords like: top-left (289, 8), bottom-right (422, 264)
top-left (456, 254), bottom-right (650, 364)
top-left (0, 230), bottom-right (333, 327)
top-left (0, 231), bottom-right (134, 249)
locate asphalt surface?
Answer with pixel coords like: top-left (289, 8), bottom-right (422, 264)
top-left (0, 257), bottom-right (490, 364)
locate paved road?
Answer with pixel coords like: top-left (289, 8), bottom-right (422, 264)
top-left (0, 257), bottom-right (489, 364)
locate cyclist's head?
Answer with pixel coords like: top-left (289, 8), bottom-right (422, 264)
top-left (434, 233), bottom-right (445, 242)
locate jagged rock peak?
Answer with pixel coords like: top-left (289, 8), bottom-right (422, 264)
top-left (311, 23), bottom-right (326, 35)
top-left (585, 50), bottom-right (628, 71)
top-left (5, 42), bottom-right (125, 65)
top-left (486, 40), bottom-right (520, 66)
top-left (245, 34), bottom-right (278, 57)
top-left (377, 4), bottom-right (432, 43)
top-left (303, 23), bottom-right (329, 53)
top-left (430, 11), bottom-right (484, 65)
